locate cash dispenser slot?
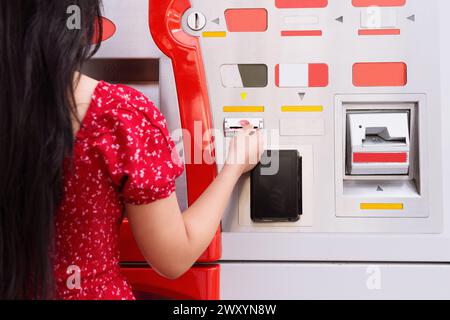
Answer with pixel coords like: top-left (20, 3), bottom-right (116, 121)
top-left (251, 150), bottom-right (302, 222)
top-left (346, 111), bottom-right (410, 176)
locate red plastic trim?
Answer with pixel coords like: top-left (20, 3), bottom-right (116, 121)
top-left (92, 17), bottom-right (117, 44)
top-left (358, 29), bottom-right (401, 36)
top-left (353, 153), bottom-right (408, 163)
top-left (121, 265), bottom-right (220, 300)
top-left (281, 30), bottom-right (323, 37)
top-left (119, 220), bottom-right (144, 263)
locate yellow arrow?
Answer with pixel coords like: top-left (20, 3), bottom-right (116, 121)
top-left (240, 92), bottom-right (248, 101)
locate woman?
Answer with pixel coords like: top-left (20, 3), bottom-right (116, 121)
top-left (0, 1), bottom-right (263, 299)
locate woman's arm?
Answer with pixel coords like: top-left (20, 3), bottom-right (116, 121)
top-left (126, 124), bottom-right (263, 279)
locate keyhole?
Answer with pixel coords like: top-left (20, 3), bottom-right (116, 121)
top-left (194, 13), bottom-right (199, 29)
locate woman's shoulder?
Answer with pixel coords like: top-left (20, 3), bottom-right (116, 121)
top-left (83, 81), bottom-right (169, 138)
top-left (93, 81), bottom-right (161, 119)
top-left (79, 81), bottom-right (184, 204)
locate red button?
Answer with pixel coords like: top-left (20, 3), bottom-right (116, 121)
top-left (281, 30), bottom-right (323, 37)
top-left (358, 29), bottom-right (401, 36)
top-left (353, 62), bottom-right (407, 87)
top-left (225, 9), bottom-right (268, 32)
top-left (352, 0), bottom-right (406, 7)
top-left (309, 64), bottom-right (329, 87)
top-left (276, 0), bottom-right (328, 8)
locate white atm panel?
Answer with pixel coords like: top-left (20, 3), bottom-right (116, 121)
top-left (181, 0), bottom-right (448, 261)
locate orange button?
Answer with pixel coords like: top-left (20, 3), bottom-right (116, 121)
top-left (352, 0), bottom-right (406, 7)
top-left (281, 30), bottom-right (323, 37)
top-left (353, 62), bottom-right (407, 87)
top-left (309, 64), bottom-right (329, 87)
top-left (225, 9), bottom-right (268, 32)
top-left (276, 0), bottom-right (328, 8)
top-left (358, 29), bottom-right (401, 36)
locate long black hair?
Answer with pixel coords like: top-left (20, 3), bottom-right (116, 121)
top-left (0, 0), bottom-right (103, 299)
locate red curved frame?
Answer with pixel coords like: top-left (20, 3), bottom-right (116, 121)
top-left (121, 265), bottom-right (220, 300)
top-left (119, 0), bottom-right (221, 263)
top-left (149, 0), bottom-right (221, 261)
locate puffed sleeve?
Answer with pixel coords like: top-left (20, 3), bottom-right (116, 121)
top-left (93, 85), bottom-right (184, 205)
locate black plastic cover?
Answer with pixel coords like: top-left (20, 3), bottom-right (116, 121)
top-left (251, 150), bottom-right (302, 222)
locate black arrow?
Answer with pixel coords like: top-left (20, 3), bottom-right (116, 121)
top-left (336, 16), bottom-right (344, 23)
top-left (407, 15), bottom-right (415, 22)
top-left (212, 18), bottom-right (220, 25)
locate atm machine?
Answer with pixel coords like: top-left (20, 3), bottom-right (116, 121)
top-left (88, 0), bottom-right (450, 299)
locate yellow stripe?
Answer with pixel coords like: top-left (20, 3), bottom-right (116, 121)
top-left (360, 203), bottom-right (404, 211)
top-left (223, 106), bottom-right (265, 113)
top-left (281, 105), bottom-right (323, 113)
top-left (202, 31), bottom-right (227, 38)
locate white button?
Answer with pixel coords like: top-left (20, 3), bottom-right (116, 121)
top-left (361, 8), bottom-right (397, 29)
top-left (284, 15), bottom-right (319, 25)
top-left (277, 64), bottom-right (309, 88)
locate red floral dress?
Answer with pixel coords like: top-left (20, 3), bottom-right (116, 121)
top-left (54, 81), bottom-right (184, 300)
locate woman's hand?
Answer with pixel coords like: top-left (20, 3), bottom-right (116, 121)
top-left (225, 120), bottom-right (265, 177)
